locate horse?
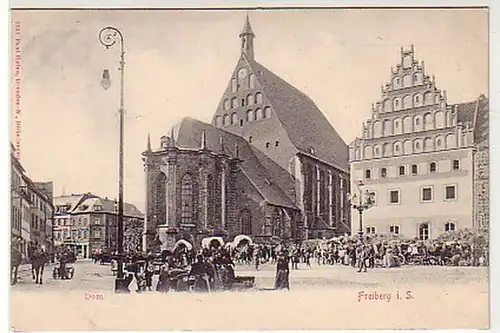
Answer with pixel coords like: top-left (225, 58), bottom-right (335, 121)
top-left (31, 246), bottom-right (48, 284)
top-left (11, 247), bottom-right (23, 285)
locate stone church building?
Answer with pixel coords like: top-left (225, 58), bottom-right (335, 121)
top-left (143, 16), bottom-right (350, 251)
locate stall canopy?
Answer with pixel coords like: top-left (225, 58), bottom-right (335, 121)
top-left (173, 239), bottom-right (193, 251)
top-left (201, 237), bottom-right (225, 249)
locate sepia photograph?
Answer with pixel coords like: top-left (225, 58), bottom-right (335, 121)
top-left (9, 7), bottom-right (490, 330)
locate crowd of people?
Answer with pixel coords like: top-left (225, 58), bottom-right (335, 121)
top-left (90, 229), bottom-right (488, 292)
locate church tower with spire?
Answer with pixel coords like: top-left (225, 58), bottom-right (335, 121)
top-left (239, 14), bottom-right (255, 61)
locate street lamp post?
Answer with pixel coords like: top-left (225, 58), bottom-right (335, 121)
top-left (98, 26), bottom-right (128, 293)
top-left (348, 180), bottom-right (376, 240)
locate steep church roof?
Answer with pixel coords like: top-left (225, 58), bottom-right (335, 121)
top-left (247, 59), bottom-right (349, 171)
top-left (174, 117), bottom-right (298, 210)
top-left (212, 16), bottom-right (348, 172)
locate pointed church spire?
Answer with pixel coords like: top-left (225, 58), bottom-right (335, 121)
top-left (220, 134), bottom-right (225, 153)
top-left (170, 127), bottom-right (176, 146)
top-left (147, 132), bottom-right (152, 151)
top-left (239, 13), bottom-right (255, 60)
top-left (234, 141), bottom-right (239, 159)
top-left (201, 130), bottom-right (207, 150)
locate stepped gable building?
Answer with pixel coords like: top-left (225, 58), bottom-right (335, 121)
top-left (349, 45), bottom-right (489, 240)
top-left (143, 16), bottom-right (350, 251)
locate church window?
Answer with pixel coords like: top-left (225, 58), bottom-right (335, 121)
top-left (255, 92), bottom-right (263, 104)
top-left (231, 97), bottom-right (238, 109)
top-left (206, 175), bottom-right (216, 226)
top-left (231, 112), bottom-right (237, 125)
top-left (246, 110), bottom-right (254, 122)
top-left (231, 78), bottom-right (237, 93)
top-left (246, 94), bottom-right (254, 105)
top-left (255, 108), bottom-right (263, 120)
top-left (264, 107), bottom-right (271, 118)
top-left (237, 68), bottom-right (248, 80)
top-left (249, 74), bottom-right (256, 89)
top-left (181, 174), bottom-right (194, 225)
top-left (215, 116), bottom-right (222, 127)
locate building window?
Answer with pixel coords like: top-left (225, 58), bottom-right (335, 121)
top-left (246, 110), bottom-right (254, 122)
top-left (255, 92), bottom-right (263, 104)
top-left (266, 142), bottom-right (270, 148)
top-left (231, 97), bottom-right (238, 109)
top-left (445, 222), bottom-right (456, 232)
top-left (275, 141), bottom-right (280, 147)
top-left (366, 226), bottom-right (376, 234)
top-left (389, 190), bottom-right (400, 204)
top-left (255, 108), bottom-right (263, 120)
top-left (429, 162), bottom-right (437, 173)
top-left (365, 169), bottom-right (371, 179)
top-left (231, 112), bottom-right (237, 125)
top-left (181, 174), bottom-right (194, 225)
top-left (264, 106), bottom-right (272, 118)
top-left (380, 168), bottom-right (387, 178)
top-left (421, 186), bottom-right (433, 202)
top-left (248, 136), bottom-right (253, 143)
top-left (445, 185), bottom-right (457, 200)
top-left (240, 119), bottom-right (244, 127)
top-left (389, 225), bottom-right (400, 235)
top-left (241, 99), bottom-right (245, 107)
top-left (412, 164), bottom-right (418, 175)
top-left (308, 147), bottom-right (315, 155)
top-left (399, 165), bottom-right (406, 176)
top-left (418, 223), bottom-right (430, 240)
top-left (453, 159), bottom-right (460, 170)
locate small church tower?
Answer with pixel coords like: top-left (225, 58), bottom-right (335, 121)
top-left (239, 14), bottom-right (255, 60)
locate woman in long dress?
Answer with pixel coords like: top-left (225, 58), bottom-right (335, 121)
top-left (274, 253), bottom-right (290, 290)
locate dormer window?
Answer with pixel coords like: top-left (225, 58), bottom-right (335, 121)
top-left (94, 205), bottom-right (103, 211)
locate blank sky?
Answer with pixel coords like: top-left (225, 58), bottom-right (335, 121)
top-left (10, 9), bottom-right (488, 211)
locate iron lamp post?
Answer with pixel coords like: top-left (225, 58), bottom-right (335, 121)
top-left (98, 26), bottom-right (128, 293)
top-left (347, 180), bottom-right (376, 240)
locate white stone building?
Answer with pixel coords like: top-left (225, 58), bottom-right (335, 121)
top-left (349, 46), bottom-right (488, 240)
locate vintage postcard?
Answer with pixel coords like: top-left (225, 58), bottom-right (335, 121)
top-left (9, 7), bottom-right (490, 330)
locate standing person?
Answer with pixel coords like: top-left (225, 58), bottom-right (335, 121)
top-left (274, 252), bottom-right (290, 290)
top-left (145, 260), bottom-right (155, 291)
top-left (254, 246), bottom-right (261, 271)
top-left (357, 244), bottom-right (368, 273)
